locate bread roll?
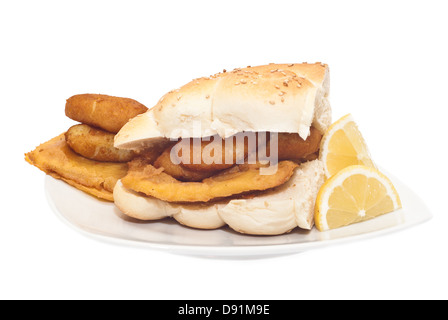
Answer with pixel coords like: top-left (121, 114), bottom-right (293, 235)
top-left (113, 160), bottom-right (325, 235)
top-left (115, 63), bottom-right (330, 149)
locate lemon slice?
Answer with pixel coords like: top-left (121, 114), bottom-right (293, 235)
top-left (314, 165), bottom-right (402, 231)
top-left (320, 114), bottom-right (375, 178)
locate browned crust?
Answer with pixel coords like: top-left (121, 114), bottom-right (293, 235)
top-left (47, 172), bottom-right (114, 202)
top-left (65, 124), bottom-right (136, 162)
top-left (65, 94), bottom-right (148, 133)
top-left (275, 127), bottom-right (322, 160)
top-left (25, 134), bottom-right (128, 201)
top-left (153, 148), bottom-right (218, 182)
top-left (122, 159), bottom-right (298, 203)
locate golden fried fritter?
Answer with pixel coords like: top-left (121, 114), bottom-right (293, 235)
top-left (169, 129), bottom-right (321, 175)
top-left (65, 124), bottom-right (136, 162)
top-left (122, 158), bottom-right (298, 203)
top-left (275, 127), bottom-right (322, 160)
top-left (65, 94), bottom-right (148, 133)
top-left (25, 134), bottom-right (128, 201)
top-left (179, 134), bottom-right (252, 173)
top-left (153, 133), bottom-right (268, 181)
top-left (154, 148), bottom-right (218, 182)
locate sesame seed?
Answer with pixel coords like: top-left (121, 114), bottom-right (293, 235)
top-left (288, 64), bottom-right (294, 67)
top-left (177, 95), bottom-right (182, 101)
top-left (281, 97), bottom-right (285, 102)
top-left (283, 80), bottom-right (289, 87)
top-left (279, 92), bottom-right (285, 96)
top-left (269, 100), bottom-right (275, 105)
top-left (297, 84), bottom-right (302, 88)
top-left (235, 81), bottom-right (240, 85)
top-left (205, 95), bottom-right (210, 99)
top-left (223, 69), bottom-right (227, 73)
top-left (275, 85), bottom-right (280, 89)
top-left (270, 69), bottom-right (278, 73)
top-left (240, 80), bottom-right (247, 84)
top-left (280, 71), bottom-right (287, 76)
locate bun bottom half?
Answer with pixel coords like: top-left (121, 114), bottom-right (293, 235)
top-left (114, 160), bottom-right (325, 235)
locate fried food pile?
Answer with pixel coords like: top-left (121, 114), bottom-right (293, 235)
top-left (150, 129), bottom-right (321, 183)
top-left (119, 129), bottom-right (322, 202)
top-left (25, 94), bottom-right (149, 201)
top-left (26, 94), bottom-right (323, 206)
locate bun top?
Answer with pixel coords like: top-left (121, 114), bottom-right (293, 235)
top-left (115, 63), bottom-right (331, 149)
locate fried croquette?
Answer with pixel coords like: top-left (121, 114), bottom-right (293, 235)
top-left (65, 124), bottom-right (136, 162)
top-left (178, 134), bottom-right (253, 173)
top-left (161, 129), bottom-right (321, 177)
top-left (153, 132), bottom-right (269, 181)
top-left (65, 94), bottom-right (148, 133)
top-left (121, 158), bottom-right (298, 203)
top-left (276, 127), bottom-right (322, 160)
top-left (154, 148), bottom-right (218, 182)
top-left (25, 134), bottom-right (128, 201)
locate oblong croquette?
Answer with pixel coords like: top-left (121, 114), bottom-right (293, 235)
top-left (65, 94), bottom-right (148, 133)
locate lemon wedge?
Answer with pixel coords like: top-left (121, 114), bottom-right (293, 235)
top-left (319, 114), bottom-right (375, 178)
top-left (314, 165), bottom-right (402, 231)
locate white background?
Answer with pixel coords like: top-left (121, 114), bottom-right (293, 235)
top-left (1, 0), bottom-right (447, 300)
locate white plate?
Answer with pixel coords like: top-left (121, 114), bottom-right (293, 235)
top-left (45, 171), bottom-right (432, 258)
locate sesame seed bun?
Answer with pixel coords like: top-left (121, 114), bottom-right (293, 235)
top-left (114, 63), bottom-right (331, 149)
